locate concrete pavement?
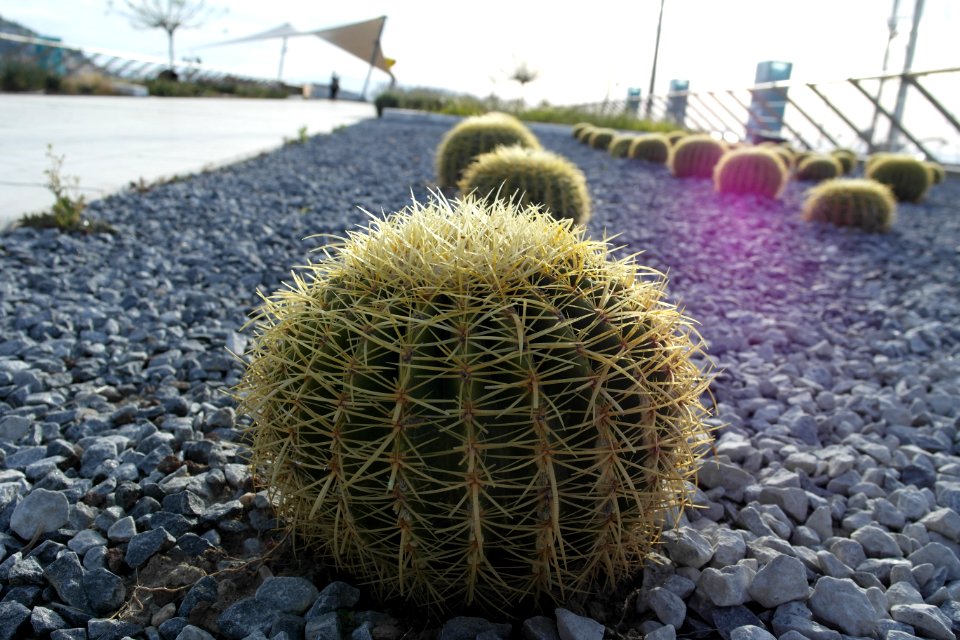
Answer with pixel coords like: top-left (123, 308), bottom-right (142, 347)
top-left (0, 95), bottom-right (375, 228)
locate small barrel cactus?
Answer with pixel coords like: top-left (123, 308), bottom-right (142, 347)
top-left (608, 134), bottom-right (637, 158)
top-left (589, 128), bottom-right (618, 150)
top-left (436, 113), bottom-right (541, 188)
top-left (713, 147), bottom-right (789, 198)
top-left (237, 195), bottom-right (713, 613)
top-left (629, 134), bottom-right (671, 164)
top-left (768, 145), bottom-right (795, 170)
top-left (572, 122), bottom-right (593, 139)
top-left (576, 125), bottom-right (597, 144)
top-left (458, 145), bottom-right (592, 225)
top-left (865, 154), bottom-right (930, 202)
top-left (668, 134), bottom-right (727, 178)
top-left (830, 148), bottom-right (858, 175)
top-left (795, 155), bottom-right (843, 182)
top-left (666, 131), bottom-right (687, 146)
top-left (801, 178), bottom-right (897, 232)
top-left (924, 160), bottom-right (945, 186)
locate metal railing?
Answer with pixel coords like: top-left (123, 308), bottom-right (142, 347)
top-left (576, 66), bottom-right (960, 167)
top-left (0, 31), bottom-right (285, 88)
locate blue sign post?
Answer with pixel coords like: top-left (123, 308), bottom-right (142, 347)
top-left (746, 61), bottom-right (792, 142)
top-left (667, 79), bottom-right (689, 126)
top-left (626, 88), bottom-right (641, 116)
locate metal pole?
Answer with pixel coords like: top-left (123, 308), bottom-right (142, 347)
top-left (278, 36), bottom-right (287, 81)
top-left (888, 0), bottom-right (924, 150)
top-left (645, 0), bottom-right (666, 119)
top-left (361, 17), bottom-right (387, 100)
top-left (850, 78), bottom-right (936, 160)
top-left (867, 0), bottom-right (900, 151)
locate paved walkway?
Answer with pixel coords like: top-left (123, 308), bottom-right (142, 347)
top-left (0, 95), bottom-right (375, 228)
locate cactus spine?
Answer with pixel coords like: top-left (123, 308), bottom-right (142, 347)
top-left (238, 196), bottom-right (713, 614)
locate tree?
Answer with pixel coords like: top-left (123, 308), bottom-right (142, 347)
top-left (112, 0), bottom-right (219, 71)
top-left (508, 61), bottom-right (538, 108)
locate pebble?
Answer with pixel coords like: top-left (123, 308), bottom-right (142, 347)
top-left (255, 576), bottom-right (319, 615)
top-left (807, 576), bottom-right (878, 637)
top-left (748, 554), bottom-right (809, 608)
top-left (555, 608), bottom-right (603, 640)
top-left (9, 488), bottom-right (69, 540)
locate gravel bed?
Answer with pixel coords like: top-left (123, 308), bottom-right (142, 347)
top-left (1, 113), bottom-right (959, 640)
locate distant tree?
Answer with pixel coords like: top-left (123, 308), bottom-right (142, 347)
top-left (110, 0), bottom-right (220, 71)
top-left (510, 61), bottom-right (538, 88)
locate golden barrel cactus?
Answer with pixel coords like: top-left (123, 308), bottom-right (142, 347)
top-left (237, 196), bottom-right (713, 613)
top-left (436, 113), bottom-right (541, 188)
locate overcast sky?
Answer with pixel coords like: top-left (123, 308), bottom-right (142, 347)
top-left (2, 0), bottom-right (956, 105)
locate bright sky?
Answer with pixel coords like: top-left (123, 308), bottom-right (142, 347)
top-left (2, 0), bottom-right (957, 105)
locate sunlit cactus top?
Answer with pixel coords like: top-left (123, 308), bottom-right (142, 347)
top-left (237, 195), bottom-right (713, 614)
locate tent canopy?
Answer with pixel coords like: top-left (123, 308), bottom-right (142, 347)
top-left (204, 16), bottom-right (394, 78)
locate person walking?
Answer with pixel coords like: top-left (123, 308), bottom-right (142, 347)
top-left (329, 72), bottom-right (340, 100)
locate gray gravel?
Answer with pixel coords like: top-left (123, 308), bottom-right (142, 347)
top-left (1, 112), bottom-right (959, 639)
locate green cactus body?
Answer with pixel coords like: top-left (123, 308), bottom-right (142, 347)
top-left (668, 135), bottom-right (727, 178)
top-left (865, 152), bottom-right (895, 174)
top-left (628, 134), bottom-right (670, 164)
top-left (436, 114), bottom-right (541, 189)
top-left (795, 155), bottom-right (843, 182)
top-left (801, 178), bottom-right (897, 232)
top-left (768, 145), bottom-right (795, 170)
top-left (666, 131), bottom-right (687, 146)
top-left (830, 149), bottom-right (857, 174)
top-left (458, 146), bottom-right (592, 225)
top-left (713, 147), bottom-right (789, 198)
top-left (865, 155), bottom-right (930, 202)
top-left (238, 196), bottom-right (713, 613)
top-left (588, 128), bottom-right (617, 150)
top-left (925, 161), bottom-right (946, 185)
top-left (576, 125), bottom-right (597, 143)
top-left (572, 122), bottom-right (592, 139)
top-left (608, 134), bottom-right (637, 158)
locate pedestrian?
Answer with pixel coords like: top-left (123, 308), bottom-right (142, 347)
top-left (330, 73), bottom-right (340, 100)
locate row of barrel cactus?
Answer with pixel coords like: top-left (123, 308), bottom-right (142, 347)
top-left (575, 119), bottom-right (945, 233)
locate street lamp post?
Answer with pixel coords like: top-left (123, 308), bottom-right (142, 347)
top-left (646, 0), bottom-right (666, 120)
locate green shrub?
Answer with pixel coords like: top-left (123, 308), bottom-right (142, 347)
top-left (628, 134), bottom-right (671, 164)
top-left (374, 92), bottom-right (401, 117)
top-left (795, 155), bottom-right (843, 182)
top-left (668, 135), bottom-right (727, 178)
top-left (801, 178), bottom-right (897, 232)
top-left (830, 149), bottom-right (858, 175)
top-left (865, 155), bottom-right (930, 202)
top-left (608, 134), bottom-right (637, 158)
top-left (458, 145), bottom-right (591, 225)
top-left (588, 128), bottom-right (617, 150)
top-left (435, 113), bottom-right (541, 188)
top-left (237, 194), bottom-right (713, 613)
top-left (713, 147), bottom-right (789, 198)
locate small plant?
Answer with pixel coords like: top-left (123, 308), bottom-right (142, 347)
top-left (435, 113), bottom-right (541, 188)
top-left (795, 155), bottom-right (843, 182)
top-left (588, 127), bottom-right (617, 150)
top-left (374, 91), bottom-right (401, 117)
top-left (801, 178), bottom-right (897, 232)
top-left (18, 145), bottom-right (113, 234)
top-left (924, 160), bottom-right (945, 186)
top-left (713, 147), bottom-right (789, 198)
top-left (830, 148), bottom-right (857, 174)
top-left (768, 145), bottom-right (795, 170)
top-left (628, 134), bottom-right (671, 164)
top-left (668, 135), bottom-right (726, 178)
top-left (865, 154), bottom-right (930, 202)
top-left (458, 145), bottom-right (591, 225)
top-left (237, 194), bottom-right (713, 614)
top-left (608, 134), bottom-right (637, 158)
